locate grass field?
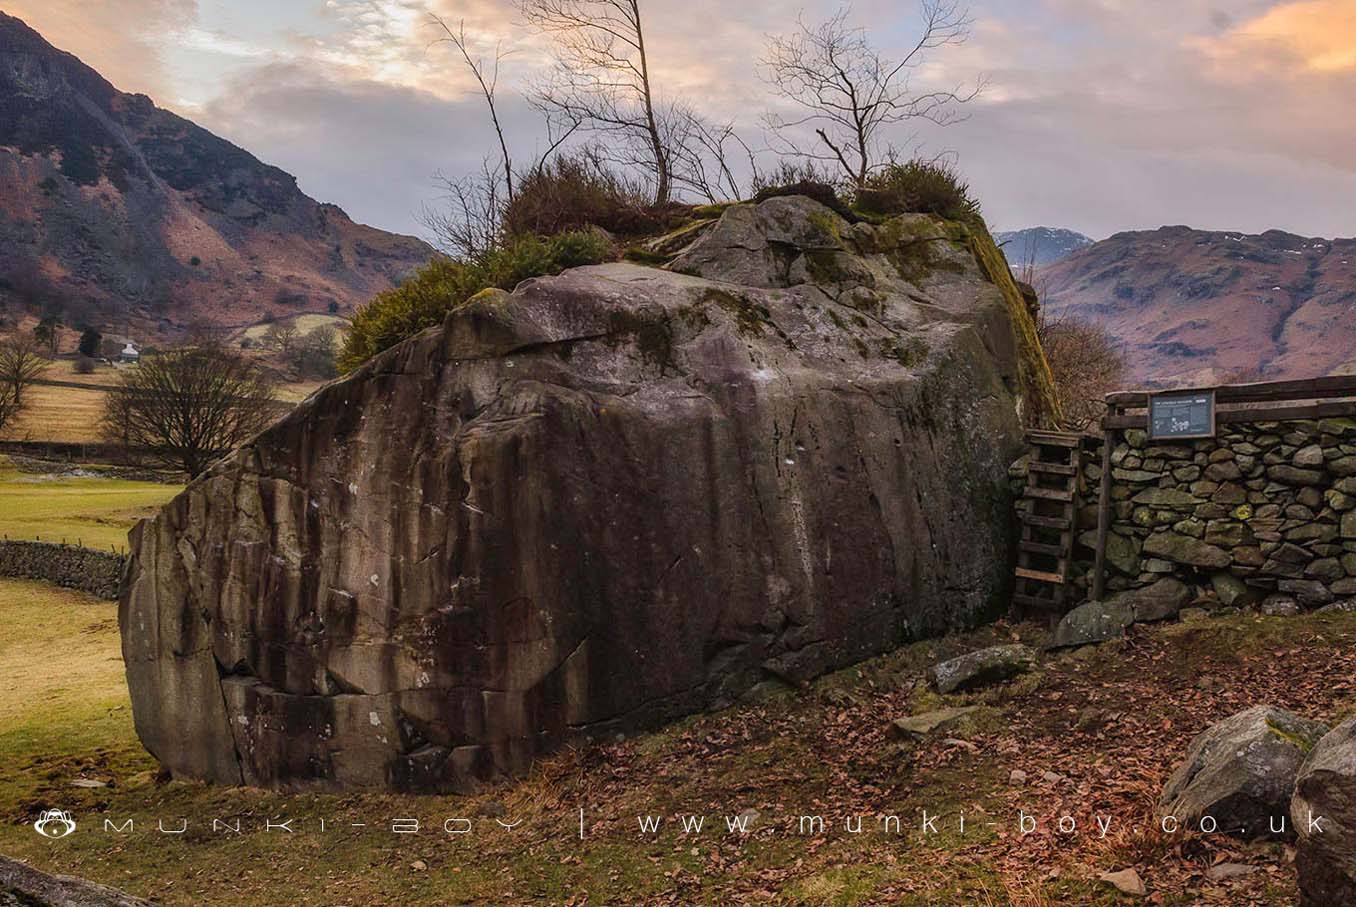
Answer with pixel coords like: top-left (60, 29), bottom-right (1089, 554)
top-left (240, 313), bottom-right (349, 343)
top-left (4, 383), bottom-right (110, 444)
top-left (0, 461), bottom-right (181, 551)
top-left (2, 364), bottom-right (324, 442)
top-left (0, 570), bottom-right (1340, 903)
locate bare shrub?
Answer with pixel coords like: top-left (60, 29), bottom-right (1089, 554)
top-left (1037, 312), bottom-right (1129, 430)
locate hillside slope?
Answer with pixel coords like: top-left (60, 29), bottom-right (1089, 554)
top-left (0, 12), bottom-right (432, 337)
top-left (1039, 226), bottom-right (1356, 385)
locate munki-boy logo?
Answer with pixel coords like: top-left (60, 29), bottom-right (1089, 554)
top-left (33, 809), bottom-right (77, 839)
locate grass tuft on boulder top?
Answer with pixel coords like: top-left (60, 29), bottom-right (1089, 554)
top-left (853, 159), bottom-right (982, 225)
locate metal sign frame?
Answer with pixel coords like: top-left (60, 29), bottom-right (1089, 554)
top-left (1147, 389), bottom-right (1217, 440)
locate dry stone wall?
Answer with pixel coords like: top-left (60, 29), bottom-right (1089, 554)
top-left (1062, 418), bottom-right (1356, 608)
top-left (0, 540), bottom-right (126, 600)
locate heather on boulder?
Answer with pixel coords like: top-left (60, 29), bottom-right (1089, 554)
top-left (338, 230), bottom-right (614, 371)
top-left (853, 160), bottom-right (982, 225)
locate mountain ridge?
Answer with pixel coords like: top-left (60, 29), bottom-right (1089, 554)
top-left (995, 226), bottom-right (1094, 268)
top-left (1038, 224), bottom-right (1356, 385)
top-left (0, 11), bottom-right (432, 339)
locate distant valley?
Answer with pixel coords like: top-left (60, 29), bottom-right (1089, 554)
top-left (1033, 226), bottom-right (1356, 386)
top-left (0, 12), bottom-right (431, 341)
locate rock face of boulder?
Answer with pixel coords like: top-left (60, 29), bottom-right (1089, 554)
top-left (1160, 704), bottom-right (1328, 840)
top-left (1293, 716), bottom-right (1356, 906)
top-left (120, 196), bottom-right (1045, 792)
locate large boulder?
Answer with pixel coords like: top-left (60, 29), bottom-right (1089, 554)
top-left (1160, 705), bottom-right (1328, 840)
top-left (120, 196), bottom-right (1048, 792)
top-left (1293, 716), bottom-right (1356, 905)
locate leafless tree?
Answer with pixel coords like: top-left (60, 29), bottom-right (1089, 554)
top-left (519, 0), bottom-right (673, 204)
top-left (0, 334), bottom-right (50, 406)
top-left (1037, 311), bottom-right (1129, 430)
top-left (422, 157), bottom-right (508, 258)
top-left (762, 2), bottom-right (982, 188)
top-left (430, 15), bottom-right (516, 201)
top-left (666, 105), bottom-right (757, 204)
top-left (101, 347), bottom-right (280, 478)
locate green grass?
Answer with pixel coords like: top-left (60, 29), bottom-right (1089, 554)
top-left (0, 461), bottom-right (180, 552)
top-left (1, 572), bottom-right (1337, 904)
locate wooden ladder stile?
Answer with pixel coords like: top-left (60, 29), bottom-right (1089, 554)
top-left (1013, 430), bottom-right (1085, 621)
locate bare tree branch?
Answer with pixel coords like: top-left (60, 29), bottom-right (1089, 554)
top-left (519, 0), bottom-right (673, 204)
top-left (430, 14), bottom-right (516, 200)
top-left (762, 1), bottom-right (983, 187)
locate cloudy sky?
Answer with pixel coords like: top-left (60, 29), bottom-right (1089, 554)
top-left (8, 0), bottom-right (1354, 241)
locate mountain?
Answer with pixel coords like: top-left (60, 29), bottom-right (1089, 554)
top-left (995, 227), bottom-right (1093, 268)
top-left (1039, 225), bottom-right (1356, 385)
top-left (0, 12), bottom-right (432, 337)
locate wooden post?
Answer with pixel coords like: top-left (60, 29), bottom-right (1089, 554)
top-left (1091, 404), bottom-right (1117, 602)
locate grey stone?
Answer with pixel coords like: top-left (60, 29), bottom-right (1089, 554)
top-left (0, 855), bottom-right (152, 906)
top-left (1307, 559), bottom-right (1347, 583)
top-left (1143, 532), bottom-right (1231, 569)
top-left (1343, 511), bottom-right (1356, 540)
top-left (928, 644), bottom-right (1038, 694)
top-left (1206, 461), bottom-right (1243, 482)
top-left (1050, 599), bottom-right (1134, 649)
top-left (1211, 573), bottom-right (1251, 608)
top-left (1080, 529), bottom-right (1141, 575)
top-left (1132, 488), bottom-right (1200, 509)
top-left (1205, 520), bottom-right (1249, 547)
top-left (1319, 598), bottom-right (1356, 613)
top-left (1099, 868), bottom-right (1146, 896)
top-left (1293, 716), bottom-right (1356, 905)
top-left (1160, 704), bottom-right (1327, 840)
top-left (1326, 491), bottom-right (1355, 512)
top-left (1332, 456), bottom-right (1356, 477)
top-left (1279, 580), bottom-right (1335, 608)
top-left (1270, 465), bottom-right (1325, 486)
top-left (1294, 445), bottom-right (1326, 468)
top-left (1262, 595), bottom-right (1300, 616)
top-left (891, 707), bottom-right (980, 738)
top-left (1114, 577), bottom-right (1193, 622)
